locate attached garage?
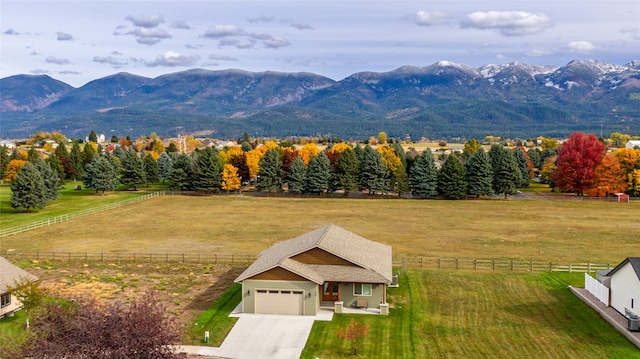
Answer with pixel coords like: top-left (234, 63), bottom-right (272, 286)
top-left (255, 289), bottom-right (304, 315)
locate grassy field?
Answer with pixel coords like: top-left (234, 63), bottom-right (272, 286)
top-left (2, 194), bottom-right (638, 262)
top-left (302, 270), bottom-right (640, 359)
top-left (0, 182), bottom-right (163, 229)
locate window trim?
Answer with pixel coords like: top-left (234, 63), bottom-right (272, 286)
top-left (353, 283), bottom-right (372, 296)
top-left (0, 293), bottom-right (11, 308)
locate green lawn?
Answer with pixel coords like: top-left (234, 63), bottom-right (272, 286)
top-left (0, 309), bottom-right (28, 356)
top-left (185, 283), bottom-right (241, 346)
top-left (0, 182), bottom-right (166, 229)
top-left (301, 270), bottom-right (640, 359)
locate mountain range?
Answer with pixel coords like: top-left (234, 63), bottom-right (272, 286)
top-left (2, 59), bottom-right (639, 140)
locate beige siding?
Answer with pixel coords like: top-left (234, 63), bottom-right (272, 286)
top-left (0, 293), bottom-right (22, 318)
top-left (241, 280), bottom-right (319, 316)
top-left (249, 267), bottom-right (309, 281)
top-left (338, 283), bottom-right (385, 309)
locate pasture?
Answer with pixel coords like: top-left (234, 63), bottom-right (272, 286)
top-left (1, 194), bottom-right (638, 263)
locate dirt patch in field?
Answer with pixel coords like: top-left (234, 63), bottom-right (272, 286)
top-left (20, 260), bottom-right (245, 327)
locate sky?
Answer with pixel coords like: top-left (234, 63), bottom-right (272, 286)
top-left (2, 0), bottom-right (639, 87)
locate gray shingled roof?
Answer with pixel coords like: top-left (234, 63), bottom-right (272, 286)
top-left (0, 256), bottom-right (38, 294)
top-left (607, 257), bottom-right (640, 279)
top-left (235, 224), bottom-right (392, 284)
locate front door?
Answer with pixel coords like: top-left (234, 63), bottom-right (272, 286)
top-left (322, 282), bottom-right (339, 301)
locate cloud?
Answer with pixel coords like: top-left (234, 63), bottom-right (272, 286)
top-left (202, 25), bottom-right (245, 38)
top-left (262, 36), bottom-right (290, 49)
top-left (171, 20), bottom-right (191, 30)
top-left (281, 18), bottom-right (313, 30)
top-left (461, 11), bottom-right (553, 36)
top-left (30, 69), bottom-right (50, 75)
top-left (209, 54), bottom-right (237, 61)
top-left (56, 31), bottom-right (73, 41)
top-left (248, 16), bottom-right (275, 24)
top-left (93, 55), bottom-right (128, 67)
top-left (4, 28), bottom-right (19, 35)
top-left (125, 14), bottom-right (164, 28)
top-left (145, 51), bottom-right (200, 67)
top-left (58, 70), bottom-right (81, 75)
top-left (46, 56), bottom-right (72, 65)
top-left (130, 28), bottom-right (172, 45)
top-left (567, 40), bottom-right (596, 53)
top-left (621, 27), bottom-right (640, 40)
top-left (218, 38), bottom-right (256, 49)
top-left (525, 49), bottom-right (552, 57)
top-left (413, 11), bottom-right (447, 26)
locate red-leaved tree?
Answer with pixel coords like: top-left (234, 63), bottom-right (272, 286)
top-left (337, 317), bottom-right (369, 355)
top-left (552, 132), bottom-right (605, 195)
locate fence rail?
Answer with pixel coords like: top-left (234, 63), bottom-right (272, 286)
top-left (2, 252), bottom-right (613, 273)
top-left (0, 191), bottom-right (165, 238)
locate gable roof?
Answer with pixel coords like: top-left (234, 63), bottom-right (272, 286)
top-left (607, 257), bottom-right (640, 279)
top-left (0, 257), bottom-right (38, 294)
top-left (235, 224), bottom-right (392, 284)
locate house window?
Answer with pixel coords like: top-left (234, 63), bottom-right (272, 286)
top-left (1, 293), bottom-right (10, 308)
top-left (353, 283), bottom-right (372, 296)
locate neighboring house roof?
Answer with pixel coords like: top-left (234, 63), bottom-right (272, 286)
top-left (235, 224), bottom-right (392, 284)
top-left (606, 257), bottom-right (640, 279)
top-left (0, 256), bottom-right (38, 294)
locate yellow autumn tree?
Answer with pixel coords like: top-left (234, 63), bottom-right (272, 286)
top-left (587, 153), bottom-right (627, 196)
top-left (539, 155), bottom-right (557, 184)
top-left (329, 142), bottom-right (352, 154)
top-left (377, 145), bottom-right (402, 173)
top-left (221, 164), bottom-right (241, 193)
top-left (220, 146), bottom-right (243, 164)
top-left (298, 143), bottom-right (320, 165)
top-left (4, 159), bottom-right (27, 182)
top-left (263, 140), bottom-right (278, 151)
top-left (245, 149), bottom-right (262, 179)
top-left (628, 169), bottom-right (640, 196)
top-left (614, 148), bottom-right (640, 173)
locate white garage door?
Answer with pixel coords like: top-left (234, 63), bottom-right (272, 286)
top-left (255, 289), bottom-right (304, 315)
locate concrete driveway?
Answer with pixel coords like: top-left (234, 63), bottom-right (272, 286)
top-left (180, 309), bottom-right (333, 359)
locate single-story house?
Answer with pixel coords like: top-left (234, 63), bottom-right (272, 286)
top-left (626, 140), bottom-right (640, 149)
top-left (234, 224), bottom-right (392, 316)
top-left (606, 257), bottom-right (640, 317)
top-left (0, 256), bottom-right (39, 318)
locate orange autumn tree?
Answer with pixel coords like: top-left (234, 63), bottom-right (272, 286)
top-left (221, 164), bottom-right (241, 193)
top-left (587, 153), bottom-right (627, 196)
top-left (4, 159), bottom-right (27, 182)
top-left (298, 143), bottom-right (320, 165)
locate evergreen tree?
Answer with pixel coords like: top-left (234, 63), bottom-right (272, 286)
top-left (332, 147), bottom-right (359, 193)
top-left (306, 152), bottom-right (332, 194)
top-left (437, 154), bottom-right (467, 199)
top-left (409, 149), bottom-right (439, 198)
top-left (27, 147), bottom-right (40, 163)
top-left (35, 159), bottom-right (60, 202)
top-left (144, 154), bottom-right (160, 185)
top-left (492, 147), bottom-right (521, 199)
top-left (168, 153), bottom-right (194, 191)
top-left (83, 155), bottom-right (119, 195)
top-left (46, 153), bottom-right (65, 186)
top-left (0, 146), bottom-right (9, 181)
top-left (391, 165), bottom-right (410, 195)
top-left (527, 148), bottom-right (542, 169)
top-left (9, 148), bottom-right (21, 161)
top-left (513, 148), bottom-right (531, 187)
top-left (465, 148), bottom-right (493, 198)
top-left (166, 142), bottom-right (178, 153)
top-left (68, 142), bottom-right (84, 181)
top-left (287, 156), bottom-right (307, 194)
top-left (120, 149), bottom-right (146, 190)
top-left (10, 162), bottom-right (47, 211)
top-left (193, 147), bottom-right (223, 192)
top-left (241, 141), bottom-right (252, 152)
top-left (82, 143), bottom-right (96, 165)
top-left (359, 145), bottom-right (388, 194)
top-left (256, 148), bottom-right (284, 192)
top-left (157, 152), bottom-right (173, 184)
top-left (54, 142), bottom-right (72, 179)
top-left (88, 130), bottom-right (98, 143)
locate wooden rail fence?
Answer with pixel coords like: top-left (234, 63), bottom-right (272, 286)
top-left (0, 191), bottom-right (165, 238)
top-left (1, 252), bottom-right (613, 273)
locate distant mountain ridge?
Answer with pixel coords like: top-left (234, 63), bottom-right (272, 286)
top-left (2, 59), bottom-right (639, 139)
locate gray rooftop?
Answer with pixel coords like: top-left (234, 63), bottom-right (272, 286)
top-left (0, 256), bottom-right (38, 294)
top-left (235, 224), bottom-right (392, 284)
